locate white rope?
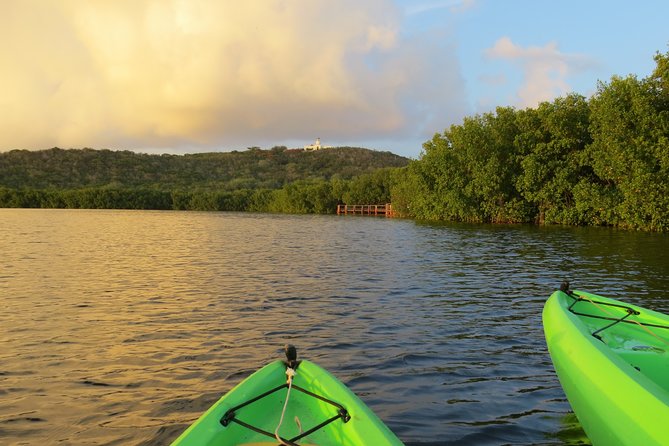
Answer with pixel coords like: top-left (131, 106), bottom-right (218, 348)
top-left (275, 367), bottom-right (296, 445)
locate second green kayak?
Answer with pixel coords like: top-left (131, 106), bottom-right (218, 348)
top-left (543, 284), bottom-right (669, 446)
top-left (171, 346), bottom-right (404, 445)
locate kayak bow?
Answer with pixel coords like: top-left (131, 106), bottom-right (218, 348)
top-left (171, 346), bottom-right (404, 446)
top-left (543, 283), bottom-right (669, 446)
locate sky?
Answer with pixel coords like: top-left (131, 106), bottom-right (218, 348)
top-left (1, 0), bottom-right (667, 159)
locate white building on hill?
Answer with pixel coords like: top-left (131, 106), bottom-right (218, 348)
top-left (304, 138), bottom-right (332, 151)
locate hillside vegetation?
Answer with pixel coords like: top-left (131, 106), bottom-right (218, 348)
top-left (0, 146), bottom-right (407, 190)
top-left (0, 147), bottom-right (408, 213)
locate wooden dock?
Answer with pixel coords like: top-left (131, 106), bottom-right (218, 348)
top-left (336, 204), bottom-right (395, 217)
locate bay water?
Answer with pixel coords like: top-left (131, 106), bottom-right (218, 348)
top-left (2, 209), bottom-right (668, 445)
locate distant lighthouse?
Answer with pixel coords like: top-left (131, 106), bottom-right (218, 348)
top-left (304, 138), bottom-right (323, 151)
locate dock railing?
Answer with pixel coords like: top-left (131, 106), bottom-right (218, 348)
top-left (336, 204), bottom-right (395, 217)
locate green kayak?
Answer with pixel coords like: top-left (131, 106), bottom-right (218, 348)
top-left (171, 346), bottom-right (404, 445)
top-left (543, 283), bottom-right (669, 446)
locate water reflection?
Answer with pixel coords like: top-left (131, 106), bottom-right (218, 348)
top-left (1, 210), bottom-right (667, 445)
top-left (551, 412), bottom-right (592, 445)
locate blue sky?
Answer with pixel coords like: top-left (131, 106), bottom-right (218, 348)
top-left (407, 0), bottom-right (667, 111)
top-left (0, 0), bottom-right (667, 158)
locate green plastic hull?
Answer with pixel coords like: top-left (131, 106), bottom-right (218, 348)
top-left (171, 359), bottom-right (403, 445)
top-left (543, 289), bottom-right (669, 446)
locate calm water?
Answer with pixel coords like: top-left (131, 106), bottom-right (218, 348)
top-left (2, 209), bottom-right (669, 445)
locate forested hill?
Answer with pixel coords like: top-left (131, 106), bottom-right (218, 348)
top-left (0, 146), bottom-right (409, 190)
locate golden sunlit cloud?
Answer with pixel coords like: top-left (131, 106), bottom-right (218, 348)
top-left (0, 0), bottom-right (468, 152)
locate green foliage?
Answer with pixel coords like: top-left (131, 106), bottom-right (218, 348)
top-left (342, 168), bottom-right (396, 204)
top-left (389, 165), bottom-right (424, 218)
top-left (406, 107), bottom-right (530, 222)
top-left (266, 180), bottom-right (338, 214)
top-left (585, 54), bottom-right (669, 231)
top-left (515, 94), bottom-right (593, 225)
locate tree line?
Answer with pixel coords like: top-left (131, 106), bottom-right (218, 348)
top-left (0, 168), bottom-right (397, 214)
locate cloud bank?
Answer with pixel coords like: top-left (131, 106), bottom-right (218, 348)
top-left (0, 0), bottom-right (468, 152)
top-left (485, 37), bottom-right (595, 108)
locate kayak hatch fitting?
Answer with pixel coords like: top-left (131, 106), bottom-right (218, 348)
top-left (220, 345), bottom-right (350, 446)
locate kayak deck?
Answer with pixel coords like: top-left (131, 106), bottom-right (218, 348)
top-left (171, 354), bottom-right (403, 446)
top-left (566, 290), bottom-right (669, 393)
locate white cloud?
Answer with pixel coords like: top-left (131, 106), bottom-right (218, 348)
top-left (485, 37), bottom-right (595, 108)
top-left (0, 0), bottom-right (468, 153)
